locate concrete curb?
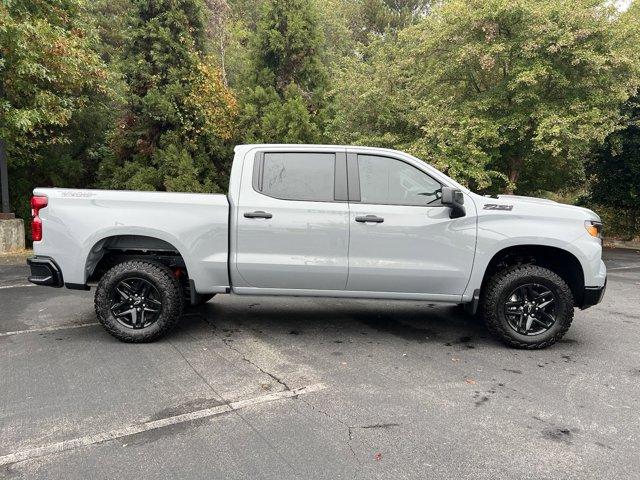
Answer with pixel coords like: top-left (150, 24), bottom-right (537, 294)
top-left (604, 239), bottom-right (640, 251)
top-left (0, 249), bottom-right (32, 266)
top-left (0, 218), bottom-right (25, 253)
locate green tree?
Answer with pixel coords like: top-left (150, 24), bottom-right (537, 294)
top-left (88, 0), bottom-right (134, 63)
top-left (98, 0), bottom-right (237, 193)
top-left (0, 0), bottom-right (111, 221)
top-left (332, 0), bottom-right (640, 191)
top-left (408, 0), bottom-right (639, 192)
top-left (239, 0), bottom-right (328, 143)
top-left (585, 95), bottom-right (640, 239)
top-left (347, 0), bottom-right (431, 45)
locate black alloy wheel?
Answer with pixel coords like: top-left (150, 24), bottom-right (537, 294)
top-left (482, 264), bottom-right (574, 349)
top-left (109, 277), bottom-right (163, 329)
top-left (504, 283), bottom-right (557, 336)
top-left (95, 260), bottom-right (183, 342)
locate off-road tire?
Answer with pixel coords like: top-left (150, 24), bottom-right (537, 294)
top-left (95, 260), bottom-right (183, 342)
top-left (482, 265), bottom-right (574, 349)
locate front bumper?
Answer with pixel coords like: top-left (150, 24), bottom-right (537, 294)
top-left (27, 256), bottom-right (63, 287)
top-left (580, 277), bottom-right (607, 309)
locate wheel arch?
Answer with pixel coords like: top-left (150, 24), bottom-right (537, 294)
top-left (479, 244), bottom-right (586, 306)
top-left (84, 233), bottom-right (190, 284)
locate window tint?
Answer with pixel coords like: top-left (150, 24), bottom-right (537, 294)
top-left (260, 152), bottom-right (335, 201)
top-left (357, 155), bottom-right (442, 206)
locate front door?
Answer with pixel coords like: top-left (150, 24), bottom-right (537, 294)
top-left (346, 152), bottom-right (476, 297)
top-left (234, 149), bottom-right (350, 291)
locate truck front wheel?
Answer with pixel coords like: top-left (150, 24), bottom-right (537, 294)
top-left (482, 265), bottom-right (574, 349)
top-left (94, 260), bottom-right (184, 342)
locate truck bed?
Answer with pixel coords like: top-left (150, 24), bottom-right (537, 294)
top-left (32, 188), bottom-right (230, 293)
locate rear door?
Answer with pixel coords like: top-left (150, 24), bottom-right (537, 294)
top-left (346, 152), bottom-right (476, 297)
top-left (234, 148), bottom-right (350, 291)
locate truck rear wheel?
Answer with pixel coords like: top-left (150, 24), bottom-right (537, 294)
top-left (482, 265), bottom-right (574, 349)
top-left (94, 260), bottom-right (184, 342)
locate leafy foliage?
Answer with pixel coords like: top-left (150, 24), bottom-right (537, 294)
top-left (0, 0), bottom-right (111, 221)
top-left (331, 0), bottom-right (640, 191)
top-left (88, 0), bottom-right (134, 63)
top-left (584, 96), bottom-right (640, 238)
top-left (346, 0), bottom-right (432, 44)
top-left (2, 0), bottom-right (640, 239)
top-left (97, 0), bottom-right (238, 193)
top-left (238, 0), bottom-right (328, 143)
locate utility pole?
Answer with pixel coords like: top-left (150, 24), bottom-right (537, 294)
top-left (0, 67), bottom-right (13, 220)
top-left (0, 138), bottom-right (13, 219)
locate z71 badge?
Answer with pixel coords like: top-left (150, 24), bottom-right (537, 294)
top-left (483, 204), bottom-right (513, 211)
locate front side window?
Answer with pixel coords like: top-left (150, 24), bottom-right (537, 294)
top-left (258, 152), bottom-right (335, 202)
top-left (357, 155), bottom-right (442, 206)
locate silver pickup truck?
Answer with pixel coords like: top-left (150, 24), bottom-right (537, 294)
top-left (27, 144), bottom-right (606, 348)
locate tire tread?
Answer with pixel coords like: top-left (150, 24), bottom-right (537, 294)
top-left (94, 260), bottom-right (183, 343)
top-left (482, 264), bottom-right (574, 349)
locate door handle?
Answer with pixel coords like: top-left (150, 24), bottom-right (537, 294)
top-left (244, 211), bottom-right (273, 219)
top-left (355, 215), bottom-right (384, 223)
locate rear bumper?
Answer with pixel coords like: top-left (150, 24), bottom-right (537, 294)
top-left (27, 256), bottom-right (63, 288)
top-left (580, 278), bottom-right (607, 309)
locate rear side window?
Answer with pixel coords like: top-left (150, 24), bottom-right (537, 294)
top-left (256, 152), bottom-right (336, 202)
top-left (357, 155), bottom-right (442, 206)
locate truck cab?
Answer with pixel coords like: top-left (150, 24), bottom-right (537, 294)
top-left (230, 145), bottom-right (477, 301)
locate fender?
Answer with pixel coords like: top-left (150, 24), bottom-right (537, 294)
top-left (463, 225), bottom-right (601, 302)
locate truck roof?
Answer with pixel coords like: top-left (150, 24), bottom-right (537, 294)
top-left (233, 143), bottom-right (471, 193)
top-left (234, 143), bottom-right (405, 156)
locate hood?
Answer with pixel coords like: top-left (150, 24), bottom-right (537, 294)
top-left (496, 195), bottom-right (558, 206)
top-left (475, 194), bottom-right (601, 221)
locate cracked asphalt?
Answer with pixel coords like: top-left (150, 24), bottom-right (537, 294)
top-left (1, 248), bottom-right (639, 479)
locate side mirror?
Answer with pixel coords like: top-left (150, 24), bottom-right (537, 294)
top-left (441, 187), bottom-right (466, 219)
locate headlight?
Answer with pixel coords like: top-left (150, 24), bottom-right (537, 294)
top-left (585, 220), bottom-right (603, 239)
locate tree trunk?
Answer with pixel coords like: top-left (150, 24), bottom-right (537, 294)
top-left (0, 138), bottom-right (11, 214)
top-left (205, 0), bottom-right (230, 86)
top-left (504, 157), bottom-right (523, 194)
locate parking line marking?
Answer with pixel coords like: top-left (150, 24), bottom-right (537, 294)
top-left (0, 323), bottom-right (100, 337)
top-left (608, 263), bottom-right (640, 271)
top-left (0, 284), bottom-right (35, 290)
top-left (0, 383), bottom-right (326, 467)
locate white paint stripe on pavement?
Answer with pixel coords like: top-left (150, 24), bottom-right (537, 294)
top-left (0, 322), bottom-right (99, 337)
top-left (0, 283), bottom-right (35, 290)
top-left (0, 383), bottom-right (326, 466)
top-left (608, 263), bottom-right (640, 271)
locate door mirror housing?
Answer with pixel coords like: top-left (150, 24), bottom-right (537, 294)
top-left (441, 187), bottom-right (466, 218)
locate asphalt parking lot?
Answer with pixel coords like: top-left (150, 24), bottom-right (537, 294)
top-left (1, 248), bottom-right (639, 479)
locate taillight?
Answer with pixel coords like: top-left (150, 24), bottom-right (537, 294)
top-left (31, 195), bottom-right (48, 241)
